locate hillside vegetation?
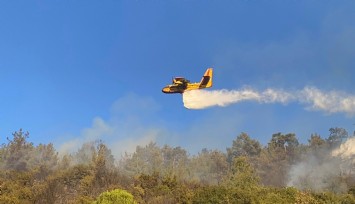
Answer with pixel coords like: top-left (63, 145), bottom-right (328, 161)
top-left (1, 128), bottom-right (355, 203)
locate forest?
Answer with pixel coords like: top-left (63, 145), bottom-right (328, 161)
top-left (1, 128), bottom-right (355, 203)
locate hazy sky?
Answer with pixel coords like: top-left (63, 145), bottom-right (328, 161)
top-left (1, 1), bottom-right (354, 156)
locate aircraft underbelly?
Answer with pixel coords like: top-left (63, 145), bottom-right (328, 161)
top-left (162, 86), bottom-right (184, 93)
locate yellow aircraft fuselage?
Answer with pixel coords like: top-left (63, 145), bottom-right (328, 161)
top-left (162, 68), bottom-right (213, 94)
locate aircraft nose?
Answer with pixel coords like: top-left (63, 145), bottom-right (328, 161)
top-left (162, 87), bottom-right (170, 93)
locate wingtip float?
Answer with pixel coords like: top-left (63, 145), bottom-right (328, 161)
top-left (162, 68), bottom-right (213, 94)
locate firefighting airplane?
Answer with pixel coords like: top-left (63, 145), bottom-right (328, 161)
top-left (162, 68), bottom-right (213, 94)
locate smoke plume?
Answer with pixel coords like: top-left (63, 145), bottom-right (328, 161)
top-left (332, 137), bottom-right (355, 160)
top-left (287, 138), bottom-right (355, 192)
top-left (183, 86), bottom-right (355, 115)
top-left (287, 150), bottom-right (346, 192)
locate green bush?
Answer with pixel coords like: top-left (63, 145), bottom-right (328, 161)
top-left (94, 189), bottom-right (137, 204)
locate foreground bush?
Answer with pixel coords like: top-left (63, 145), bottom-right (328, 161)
top-left (94, 189), bottom-right (137, 204)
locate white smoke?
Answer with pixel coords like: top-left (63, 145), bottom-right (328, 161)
top-left (57, 93), bottom-right (164, 160)
top-left (332, 137), bottom-right (355, 160)
top-left (183, 86), bottom-right (355, 116)
top-left (288, 138), bottom-right (355, 192)
top-left (287, 154), bottom-right (345, 192)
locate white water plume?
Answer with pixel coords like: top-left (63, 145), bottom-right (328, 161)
top-left (183, 88), bottom-right (294, 109)
top-left (183, 86), bottom-right (355, 116)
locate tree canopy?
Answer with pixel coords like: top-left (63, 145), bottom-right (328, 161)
top-left (1, 127), bottom-right (355, 203)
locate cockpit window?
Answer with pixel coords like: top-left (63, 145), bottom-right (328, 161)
top-left (173, 77), bottom-right (190, 85)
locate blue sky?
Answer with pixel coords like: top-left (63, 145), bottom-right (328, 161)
top-left (1, 1), bottom-right (355, 156)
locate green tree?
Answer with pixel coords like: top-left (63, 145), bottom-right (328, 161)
top-left (257, 133), bottom-right (299, 187)
top-left (189, 149), bottom-right (229, 185)
top-left (268, 133), bottom-right (299, 155)
top-left (31, 143), bottom-right (58, 169)
top-left (91, 142), bottom-right (119, 194)
top-left (161, 145), bottom-right (189, 180)
top-left (327, 127), bottom-right (349, 148)
top-left (226, 156), bottom-right (259, 189)
top-left (227, 132), bottom-right (261, 163)
top-left (94, 189), bottom-right (137, 204)
top-left (93, 142), bottom-right (115, 176)
top-left (305, 133), bottom-right (327, 161)
top-left (131, 171), bottom-right (192, 204)
top-left (73, 141), bottom-right (97, 165)
top-left (122, 142), bottom-right (163, 176)
top-left (1, 129), bottom-right (34, 171)
top-left (192, 185), bottom-right (231, 204)
top-left (308, 133), bottom-right (326, 148)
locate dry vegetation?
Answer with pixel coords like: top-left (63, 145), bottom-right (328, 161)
top-left (1, 128), bottom-right (355, 203)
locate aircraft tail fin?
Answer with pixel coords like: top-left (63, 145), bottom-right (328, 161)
top-left (199, 68), bottom-right (213, 88)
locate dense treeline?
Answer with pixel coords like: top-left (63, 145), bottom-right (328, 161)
top-left (1, 128), bottom-right (355, 203)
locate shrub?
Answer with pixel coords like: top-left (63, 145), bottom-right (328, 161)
top-left (94, 189), bottom-right (137, 204)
